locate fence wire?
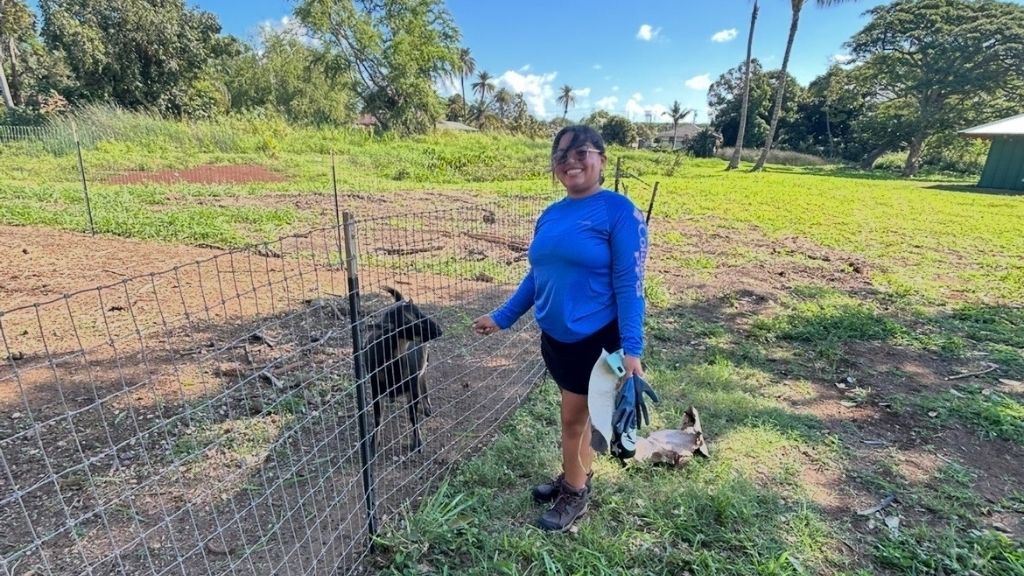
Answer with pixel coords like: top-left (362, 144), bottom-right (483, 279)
top-left (0, 198), bottom-right (548, 575)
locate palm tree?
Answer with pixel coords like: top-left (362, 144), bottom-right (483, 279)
top-left (493, 87), bottom-right (514, 121)
top-left (662, 101), bottom-right (693, 150)
top-left (556, 85), bottom-right (576, 119)
top-left (752, 0), bottom-right (854, 171)
top-left (0, 59), bottom-right (13, 109)
top-left (728, 0), bottom-right (759, 170)
top-left (457, 47), bottom-right (475, 109)
top-left (471, 70), bottom-right (495, 109)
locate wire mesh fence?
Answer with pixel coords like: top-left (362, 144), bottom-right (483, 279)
top-left (0, 121), bottom-right (338, 243)
top-left (0, 197), bottom-right (547, 575)
top-left (612, 157), bottom-right (661, 226)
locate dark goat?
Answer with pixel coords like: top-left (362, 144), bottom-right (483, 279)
top-left (361, 287), bottom-right (443, 453)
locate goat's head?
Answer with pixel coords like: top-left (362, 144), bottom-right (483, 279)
top-left (380, 287), bottom-right (443, 343)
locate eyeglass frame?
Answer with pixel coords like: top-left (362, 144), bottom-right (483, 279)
top-left (551, 147), bottom-right (604, 165)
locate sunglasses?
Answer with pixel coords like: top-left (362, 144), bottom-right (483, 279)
top-left (552, 147), bottom-right (602, 165)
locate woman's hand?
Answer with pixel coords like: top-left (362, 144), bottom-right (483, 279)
top-left (622, 354), bottom-right (644, 380)
top-left (472, 315), bottom-right (500, 336)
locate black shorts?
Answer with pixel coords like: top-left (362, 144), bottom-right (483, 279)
top-left (540, 320), bottom-right (621, 396)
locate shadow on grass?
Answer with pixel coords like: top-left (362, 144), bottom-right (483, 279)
top-left (926, 183), bottom-right (1024, 197)
top-left (371, 285), bottom-right (1024, 576)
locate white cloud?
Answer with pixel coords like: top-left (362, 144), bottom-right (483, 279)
top-left (592, 64), bottom-right (603, 70)
top-left (436, 74), bottom-right (459, 97)
top-left (654, 87), bottom-right (664, 93)
top-left (258, 15), bottom-right (317, 45)
top-left (596, 96), bottom-right (618, 111)
top-left (637, 24), bottom-right (661, 41)
top-left (574, 87), bottom-right (592, 98)
top-left (624, 98), bottom-right (645, 119)
top-left (611, 85), bottom-right (620, 92)
top-left (519, 64), bottom-right (532, 72)
top-left (498, 69), bottom-right (558, 118)
top-left (711, 28), bottom-right (738, 43)
top-left (631, 92), bottom-right (644, 101)
top-left (831, 53), bottom-right (854, 64)
top-left (624, 96), bottom-right (668, 122)
top-left (685, 74), bottom-right (712, 91)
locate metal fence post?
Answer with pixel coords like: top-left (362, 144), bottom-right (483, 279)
top-left (646, 182), bottom-right (659, 225)
top-left (71, 121), bottom-right (96, 236)
top-left (342, 211), bottom-right (378, 543)
top-left (332, 152), bottom-right (344, 270)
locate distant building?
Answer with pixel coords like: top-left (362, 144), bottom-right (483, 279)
top-left (435, 120), bottom-right (479, 132)
top-left (958, 113), bottom-right (1024, 192)
top-left (651, 124), bottom-right (702, 150)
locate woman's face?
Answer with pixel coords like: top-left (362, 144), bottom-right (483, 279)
top-left (552, 133), bottom-right (606, 196)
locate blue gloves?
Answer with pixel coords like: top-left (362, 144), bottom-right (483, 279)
top-left (634, 375), bottom-right (660, 428)
top-left (613, 374), bottom-right (659, 433)
top-left (612, 375), bottom-right (637, 436)
top-left (611, 374), bottom-right (659, 460)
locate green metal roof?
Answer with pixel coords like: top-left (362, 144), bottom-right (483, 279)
top-left (959, 113), bottom-right (1024, 138)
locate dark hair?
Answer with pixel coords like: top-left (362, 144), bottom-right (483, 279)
top-left (550, 125), bottom-right (607, 185)
top-left (551, 125), bottom-right (606, 157)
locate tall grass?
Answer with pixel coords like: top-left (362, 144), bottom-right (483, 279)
top-left (716, 147), bottom-right (830, 167)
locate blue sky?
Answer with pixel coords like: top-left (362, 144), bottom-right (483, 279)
top-left (174, 1), bottom-right (911, 122)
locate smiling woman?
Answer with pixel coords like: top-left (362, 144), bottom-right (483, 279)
top-left (472, 125), bottom-right (649, 533)
top-left (550, 127), bottom-right (607, 197)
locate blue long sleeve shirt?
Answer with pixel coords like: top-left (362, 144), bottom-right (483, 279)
top-left (490, 190), bottom-right (649, 357)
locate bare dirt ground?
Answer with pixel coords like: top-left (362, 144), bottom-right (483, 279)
top-left (643, 215), bottom-right (1024, 550)
top-left (0, 200), bottom-right (542, 574)
top-left (104, 165), bottom-right (286, 185)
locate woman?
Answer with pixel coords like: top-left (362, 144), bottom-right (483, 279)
top-left (472, 125), bottom-right (648, 532)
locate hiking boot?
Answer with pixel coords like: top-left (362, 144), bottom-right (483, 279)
top-left (536, 479), bottom-right (590, 532)
top-left (531, 472), bottom-right (592, 504)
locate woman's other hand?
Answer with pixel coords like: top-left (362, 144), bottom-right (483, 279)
top-left (623, 354), bottom-right (644, 380)
top-left (472, 315), bottom-right (500, 336)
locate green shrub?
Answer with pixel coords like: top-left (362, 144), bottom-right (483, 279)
top-left (688, 127), bottom-right (721, 158)
top-left (871, 151), bottom-right (906, 172)
top-left (920, 132), bottom-right (989, 176)
top-left (717, 147), bottom-right (829, 167)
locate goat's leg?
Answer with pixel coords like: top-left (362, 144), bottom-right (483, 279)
top-left (371, 391), bottom-right (383, 457)
top-left (420, 349), bottom-right (432, 417)
top-left (407, 378), bottom-right (423, 453)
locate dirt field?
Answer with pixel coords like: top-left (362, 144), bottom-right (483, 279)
top-left (104, 165), bottom-right (287, 185)
top-left (0, 200), bottom-right (544, 574)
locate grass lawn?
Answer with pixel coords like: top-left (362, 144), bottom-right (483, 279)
top-left (2, 113), bottom-right (1022, 574)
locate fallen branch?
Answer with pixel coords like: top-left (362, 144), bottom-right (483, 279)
top-left (252, 246), bottom-right (282, 259)
top-left (945, 363), bottom-right (998, 381)
top-left (377, 244), bottom-right (444, 256)
top-left (857, 494), bottom-right (897, 516)
top-left (464, 232), bottom-right (529, 252)
top-left (256, 330), bottom-right (335, 388)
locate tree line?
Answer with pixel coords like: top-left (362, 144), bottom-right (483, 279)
top-left (2, 0), bottom-right (1021, 176)
top-left (715, 0), bottom-right (1024, 176)
top-left (0, 0), bottom-right (485, 132)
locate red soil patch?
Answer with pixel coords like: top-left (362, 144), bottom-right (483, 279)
top-left (105, 164), bottom-right (286, 185)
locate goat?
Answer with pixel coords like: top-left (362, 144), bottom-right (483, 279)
top-left (361, 287), bottom-right (443, 454)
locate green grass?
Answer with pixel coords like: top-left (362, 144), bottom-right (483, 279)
top-left (374, 376), bottom-right (843, 575)
top-left (5, 109), bottom-right (1023, 307)
top-left (751, 287), bottom-right (906, 345)
top-left (5, 110), bottom-right (1024, 573)
top-left (900, 385), bottom-right (1024, 444)
top-left (874, 528), bottom-right (1024, 575)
